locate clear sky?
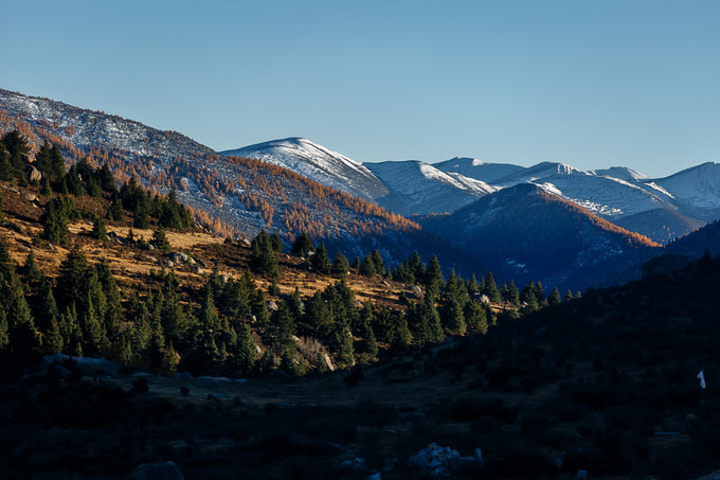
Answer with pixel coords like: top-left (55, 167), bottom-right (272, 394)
top-left (2, 0), bottom-right (718, 178)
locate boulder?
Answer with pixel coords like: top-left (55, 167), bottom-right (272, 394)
top-left (42, 354), bottom-right (121, 377)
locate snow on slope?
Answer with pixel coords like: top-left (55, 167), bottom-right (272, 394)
top-left (364, 160), bottom-right (496, 216)
top-left (654, 163), bottom-right (720, 219)
top-left (221, 138), bottom-right (389, 201)
top-left (0, 89), bottom-right (215, 164)
top-left (433, 157), bottom-right (524, 183)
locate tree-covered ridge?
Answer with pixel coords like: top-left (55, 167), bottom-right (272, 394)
top-left (0, 100), bottom-right (419, 244)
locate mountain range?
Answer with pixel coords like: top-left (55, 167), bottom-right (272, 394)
top-left (222, 138), bottom-right (716, 244)
top-left (2, 88), bottom-right (720, 292)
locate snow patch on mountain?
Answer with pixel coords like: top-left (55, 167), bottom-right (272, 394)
top-left (433, 157), bottom-right (525, 184)
top-left (365, 160), bottom-right (494, 215)
top-left (221, 137), bottom-right (389, 201)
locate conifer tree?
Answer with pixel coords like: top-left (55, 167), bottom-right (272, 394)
top-left (96, 259), bottom-right (122, 339)
top-left (389, 312), bottom-right (411, 351)
top-left (232, 322), bottom-right (256, 375)
top-left (0, 143), bottom-right (12, 182)
top-left (1, 130), bottom-right (30, 181)
top-left (44, 315), bottom-right (64, 355)
top-left (331, 252), bottom-right (350, 279)
top-left (41, 198), bottom-right (69, 244)
top-left (92, 214), bottom-right (108, 241)
top-left (290, 232), bottom-right (313, 258)
top-left (424, 255), bottom-right (444, 296)
top-left (60, 303), bottom-right (83, 356)
top-left (483, 272), bottom-right (501, 303)
top-left (152, 227), bottom-right (171, 252)
top-left (311, 242), bottom-right (331, 275)
top-left (334, 320), bottom-right (355, 367)
top-left (21, 249), bottom-right (43, 286)
top-left (440, 270), bottom-right (469, 334)
top-left (57, 245), bottom-right (90, 312)
top-left (464, 300), bottom-right (488, 334)
top-left (358, 302), bottom-right (378, 357)
top-left (370, 249), bottom-right (385, 276)
top-left (270, 233), bottom-right (284, 252)
top-left (303, 291), bottom-right (333, 339)
top-left (548, 286), bottom-right (562, 306)
top-left (249, 231), bottom-right (279, 278)
top-left (4, 268), bottom-right (42, 362)
top-left (564, 289), bottom-right (574, 302)
top-left (359, 255), bottom-right (376, 277)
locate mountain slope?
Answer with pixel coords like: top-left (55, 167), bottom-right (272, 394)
top-left (220, 137), bottom-right (389, 201)
top-left (433, 157), bottom-right (525, 184)
top-left (364, 160), bottom-right (496, 216)
top-left (419, 183), bottom-right (660, 291)
top-left (654, 162), bottom-right (720, 221)
top-left (0, 89), bottom-right (422, 254)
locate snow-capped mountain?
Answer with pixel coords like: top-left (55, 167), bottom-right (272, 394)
top-left (654, 162), bottom-right (720, 221)
top-left (221, 138), bottom-right (389, 202)
top-left (433, 157), bottom-right (525, 184)
top-left (364, 160), bottom-right (496, 216)
top-left (221, 140), bottom-right (497, 215)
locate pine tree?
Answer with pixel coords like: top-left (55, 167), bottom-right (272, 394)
top-left (96, 259), bottom-right (122, 339)
top-left (483, 272), bottom-right (501, 303)
top-left (270, 233), bottom-right (284, 252)
top-left (358, 302), bottom-right (378, 357)
top-left (0, 143), bottom-right (12, 182)
top-left (290, 232), bottom-right (313, 258)
top-left (548, 286), bottom-right (562, 306)
top-left (232, 322), bottom-right (257, 375)
top-left (370, 249), bottom-right (385, 276)
top-left (331, 252), bottom-right (350, 279)
top-left (5, 268), bottom-right (42, 361)
top-left (334, 321), bottom-right (355, 367)
top-left (564, 289), bottom-right (574, 302)
top-left (41, 198), bottom-right (69, 244)
top-left (304, 291), bottom-right (333, 339)
top-left (440, 270), bottom-right (469, 334)
top-left (249, 231), bottom-right (279, 278)
top-left (389, 312), bottom-right (412, 351)
top-left (424, 255), bottom-right (444, 296)
top-left (359, 255), bottom-right (376, 277)
top-left (464, 300), bottom-right (488, 334)
top-left (21, 250), bottom-right (43, 285)
top-left (60, 303), bottom-right (83, 356)
top-left (80, 293), bottom-right (107, 356)
top-left (1, 130), bottom-right (30, 181)
top-left (57, 245), bottom-right (90, 312)
top-left (311, 242), bottom-right (331, 275)
top-left (92, 214), bottom-right (108, 241)
top-left (43, 315), bottom-right (64, 355)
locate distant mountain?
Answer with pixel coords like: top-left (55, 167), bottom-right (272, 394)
top-left (220, 138), bottom-right (389, 202)
top-left (221, 137), bottom-right (720, 244)
top-left (654, 162), bottom-right (720, 222)
top-left (433, 157), bottom-right (525, 184)
top-left (419, 183), bottom-right (661, 291)
top-left (221, 142), bottom-right (497, 215)
top-left (364, 160), bottom-right (496, 216)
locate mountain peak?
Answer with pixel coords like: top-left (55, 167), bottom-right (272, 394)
top-left (220, 138), bottom-right (389, 201)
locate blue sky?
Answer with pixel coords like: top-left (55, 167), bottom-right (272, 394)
top-left (2, 0), bottom-right (718, 177)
